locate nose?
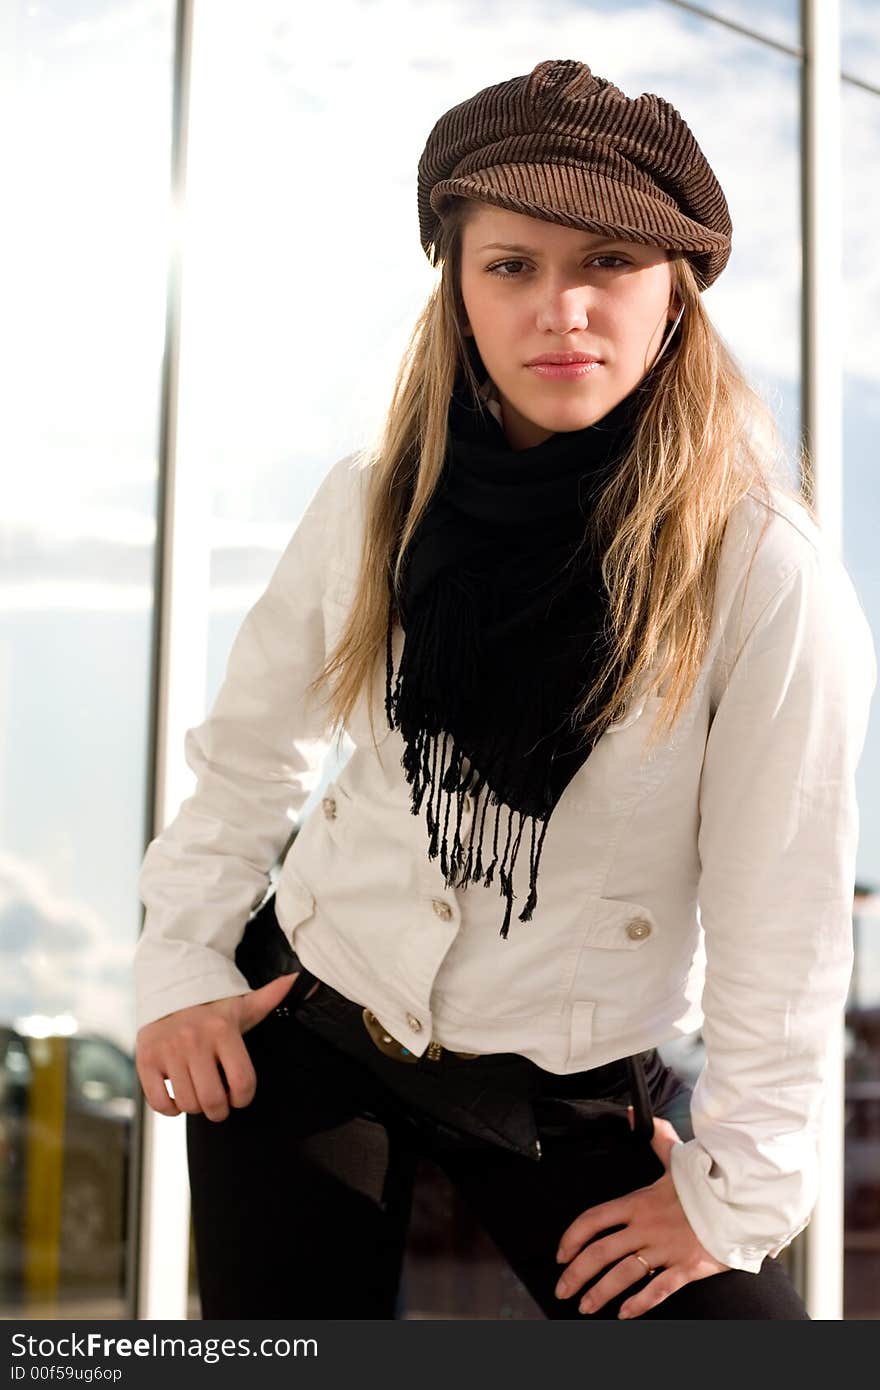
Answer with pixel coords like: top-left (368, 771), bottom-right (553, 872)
top-left (535, 283), bottom-right (591, 335)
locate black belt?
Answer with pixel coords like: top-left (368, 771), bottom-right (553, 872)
top-left (301, 977), bottom-right (655, 1145)
top-left (237, 894), bottom-right (657, 1152)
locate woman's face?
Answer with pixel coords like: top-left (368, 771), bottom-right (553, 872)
top-left (458, 204), bottom-right (680, 450)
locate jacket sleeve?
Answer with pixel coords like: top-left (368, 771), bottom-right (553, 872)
top-left (134, 453), bottom-right (361, 1032)
top-left (668, 546), bottom-right (877, 1272)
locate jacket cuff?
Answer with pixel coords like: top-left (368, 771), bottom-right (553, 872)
top-left (668, 1138), bottom-right (807, 1273)
top-left (135, 965), bottom-right (252, 1033)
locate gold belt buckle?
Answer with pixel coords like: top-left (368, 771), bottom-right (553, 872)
top-left (361, 1008), bottom-right (481, 1062)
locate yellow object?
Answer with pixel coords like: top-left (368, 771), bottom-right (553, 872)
top-left (23, 1035), bottom-right (67, 1305)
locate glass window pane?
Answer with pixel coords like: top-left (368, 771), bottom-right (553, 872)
top-left (842, 0), bottom-right (880, 92)
top-left (681, 1), bottom-right (799, 48)
top-left (842, 78), bottom-right (880, 1323)
top-left (189, 0), bottom-right (803, 766)
top-left (180, 0), bottom-right (803, 1318)
top-left (0, 0), bottom-right (176, 1317)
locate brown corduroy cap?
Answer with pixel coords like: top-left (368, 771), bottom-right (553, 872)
top-left (418, 58), bottom-right (732, 291)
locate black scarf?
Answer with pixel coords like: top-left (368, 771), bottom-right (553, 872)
top-left (384, 359), bottom-right (650, 939)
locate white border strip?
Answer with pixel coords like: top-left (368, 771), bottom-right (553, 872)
top-left (802, 0), bottom-right (845, 1322)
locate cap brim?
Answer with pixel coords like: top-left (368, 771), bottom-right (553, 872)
top-left (429, 163), bottom-right (730, 257)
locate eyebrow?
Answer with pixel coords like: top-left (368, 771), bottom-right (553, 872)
top-left (476, 237), bottom-right (631, 255)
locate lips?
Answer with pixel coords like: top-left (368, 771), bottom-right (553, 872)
top-left (526, 353), bottom-right (603, 366)
top-left (527, 361), bottom-right (603, 379)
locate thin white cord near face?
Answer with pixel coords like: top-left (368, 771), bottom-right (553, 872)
top-left (653, 303), bottom-right (685, 367)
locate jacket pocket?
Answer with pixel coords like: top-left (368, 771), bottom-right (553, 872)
top-left (579, 899), bottom-right (658, 950)
top-left (566, 901), bottom-right (658, 1066)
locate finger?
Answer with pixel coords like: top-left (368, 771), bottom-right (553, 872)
top-left (239, 973), bottom-right (299, 1032)
top-left (216, 1033), bottom-right (257, 1110)
top-left (618, 1269), bottom-right (688, 1320)
top-left (557, 1199), bottom-right (633, 1261)
top-left (165, 1061), bottom-right (199, 1114)
top-left (578, 1252), bottom-right (658, 1317)
top-left (138, 1063), bottom-right (181, 1117)
top-left (188, 1048), bottom-right (233, 1122)
top-left (555, 1229), bottom-right (635, 1301)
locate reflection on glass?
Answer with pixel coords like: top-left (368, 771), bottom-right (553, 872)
top-left (0, 1026), bottom-right (135, 1309)
top-left (845, 892), bottom-right (880, 1320)
top-left (682, 1), bottom-right (799, 48)
top-left (842, 74), bottom-right (880, 1321)
top-left (0, 2), bottom-right (175, 1316)
top-left (842, 0), bottom-right (880, 91)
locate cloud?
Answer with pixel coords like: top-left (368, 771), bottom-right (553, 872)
top-left (0, 854), bottom-right (135, 1052)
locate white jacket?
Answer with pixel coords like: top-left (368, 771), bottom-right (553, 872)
top-left (136, 450), bottom-right (876, 1273)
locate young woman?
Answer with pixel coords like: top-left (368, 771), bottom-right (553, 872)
top-left (134, 59), bottom-right (876, 1320)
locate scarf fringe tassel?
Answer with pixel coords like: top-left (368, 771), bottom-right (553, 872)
top-left (386, 612), bottom-right (550, 939)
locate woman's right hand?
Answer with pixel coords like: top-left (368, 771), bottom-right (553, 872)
top-left (135, 972), bottom-right (318, 1122)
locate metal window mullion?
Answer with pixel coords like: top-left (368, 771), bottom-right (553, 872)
top-left (134, 0), bottom-right (200, 1323)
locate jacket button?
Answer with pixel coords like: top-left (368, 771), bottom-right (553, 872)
top-left (405, 1013), bottom-right (423, 1032)
top-left (431, 899), bottom-right (453, 921)
top-left (626, 918), bottom-right (652, 941)
top-left (322, 796), bottom-right (337, 820)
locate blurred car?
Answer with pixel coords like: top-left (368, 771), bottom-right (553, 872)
top-left (0, 1024), bottom-right (134, 1298)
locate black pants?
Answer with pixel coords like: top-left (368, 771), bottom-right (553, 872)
top-left (187, 964), bottom-right (808, 1320)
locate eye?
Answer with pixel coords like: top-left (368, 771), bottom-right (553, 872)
top-left (485, 259), bottom-right (528, 277)
top-left (485, 255), bottom-right (630, 277)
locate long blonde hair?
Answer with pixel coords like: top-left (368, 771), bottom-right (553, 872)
top-left (308, 195), bottom-right (811, 753)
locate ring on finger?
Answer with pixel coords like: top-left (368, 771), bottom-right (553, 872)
top-left (634, 1251), bottom-right (656, 1277)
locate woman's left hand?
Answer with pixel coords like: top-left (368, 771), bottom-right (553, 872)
top-left (553, 1110), bottom-right (730, 1319)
